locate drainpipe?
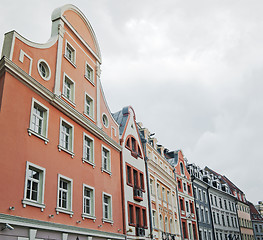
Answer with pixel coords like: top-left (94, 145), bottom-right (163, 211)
top-left (235, 201), bottom-right (242, 240)
top-left (190, 176), bottom-right (199, 240)
top-left (142, 137), bottom-right (153, 239)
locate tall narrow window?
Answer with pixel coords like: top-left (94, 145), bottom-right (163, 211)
top-left (59, 118), bottom-right (74, 156)
top-left (133, 169), bottom-right (138, 188)
top-left (65, 41), bottom-right (76, 64)
top-left (85, 62), bottom-right (94, 83)
top-left (127, 165), bottom-right (132, 185)
top-left (84, 94), bottom-right (94, 118)
top-left (22, 162), bottom-right (46, 210)
top-left (83, 133), bottom-right (94, 164)
top-left (103, 193), bottom-right (112, 221)
top-left (128, 203), bottom-right (134, 225)
top-left (63, 74), bottom-right (75, 103)
top-left (142, 208), bottom-right (147, 227)
top-left (140, 173), bottom-right (144, 190)
top-left (56, 174), bottom-right (73, 216)
top-left (102, 146), bottom-right (111, 173)
top-left (180, 162), bottom-right (185, 175)
top-left (28, 98), bottom-right (49, 142)
top-left (82, 185), bottom-right (94, 218)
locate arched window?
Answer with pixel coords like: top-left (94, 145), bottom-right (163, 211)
top-left (126, 138), bottom-right (130, 148)
top-left (170, 219), bottom-right (173, 233)
top-left (165, 217), bottom-right (168, 232)
top-left (180, 162), bottom-right (185, 175)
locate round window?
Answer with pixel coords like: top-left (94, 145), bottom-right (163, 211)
top-left (102, 114), bottom-right (109, 128)
top-left (37, 59), bottom-right (51, 81)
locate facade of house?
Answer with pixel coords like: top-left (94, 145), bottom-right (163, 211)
top-left (187, 164), bottom-right (214, 240)
top-left (112, 107), bottom-right (150, 239)
top-left (167, 151), bottom-right (199, 240)
top-left (255, 202), bottom-right (263, 218)
top-left (0, 4), bottom-right (125, 240)
top-left (248, 202), bottom-right (263, 240)
top-left (205, 168), bottom-right (240, 240)
top-left (138, 124), bottom-right (181, 240)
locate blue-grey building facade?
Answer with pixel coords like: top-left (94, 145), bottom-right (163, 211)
top-left (187, 164), bottom-right (214, 240)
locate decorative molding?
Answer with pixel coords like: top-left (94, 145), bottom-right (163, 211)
top-left (0, 57), bottom-right (122, 152)
top-left (0, 213), bottom-right (125, 239)
top-left (19, 49), bottom-right (33, 75)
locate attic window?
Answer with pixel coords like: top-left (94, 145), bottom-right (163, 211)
top-left (126, 138), bottom-right (131, 148)
top-left (125, 135), bottom-right (142, 159)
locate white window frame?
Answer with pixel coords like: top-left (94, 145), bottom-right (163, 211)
top-left (37, 59), bottom-right (51, 81)
top-left (102, 113), bottom-right (109, 128)
top-left (28, 98), bottom-right (49, 144)
top-left (84, 92), bottom-right (94, 120)
top-left (58, 117), bottom-right (74, 157)
top-left (22, 161), bottom-right (46, 211)
top-left (85, 61), bottom-right (94, 85)
top-left (101, 145), bottom-right (111, 175)
top-left (82, 132), bottom-right (95, 167)
top-left (62, 73), bottom-right (75, 105)
top-left (64, 40), bottom-right (76, 67)
top-left (82, 184), bottom-right (96, 220)
top-left (102, 192), bottom-right (113, 224)
top-left (56, 174), bottom-right (73, 217)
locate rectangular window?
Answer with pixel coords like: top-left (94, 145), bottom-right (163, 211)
top-left (142, 208), bottom-right (147, 227)
top-left (162, 187), bottom-right (165, 201)
top-left (140, 173), bottom-right (144, 190)
top-left (167, 191), bottom-right (170, 204)
top-left (150, 178), bottom-right (154, 195)
top-left (180, 199), bottom-right (185, 211)
top-left (63, 73), bottom-right (75, 103)
top-left (128, 203), bottom-right (134, 225)
top-left (82, 185), bottom-right (95, 218)
top-left (182, 222), bottom-right (187, 239)
top-left (127, 165), bottom-right (132, 185)
top-left (59, 118), bottom-right (74, 156)
top-left (133, 169), bottom-right (138, 188)
top-left (22, 162), bottom-right (46, 210)
top-left (28, 98), bottom-right (49, 142)
top-left (152, 210), bottom-right (156, 228)
top-left (83, 133), bottom-right (94, 164)
top-left (103, 193), bottom-right (112, 222)
top-left (84, 93), bottom-right (94, 118)
top-left (85, 62), bottom-right (94, 83)
top-left (65, 41), bottom-right (76, 64)
top-left (157, 183), bottom-right (161, 199)
top-left (199, 189), bottom-right (202, 201)
top-left (56, 174), bottom-right (73, 216)
top-left (102, 146), bottom-right (111, 173)
top-left (178, 180), bottom-right (182, 189)
top-left (188, 185), bottom-right (191, 195)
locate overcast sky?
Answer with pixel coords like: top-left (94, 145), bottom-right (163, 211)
top-left (1, 0), bottom-right (262, 204)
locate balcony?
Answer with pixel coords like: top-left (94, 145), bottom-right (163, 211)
top-left (136, 226), bottom-right (145, 237)
top-left (134, 188), bottom-right (143, 201)
top-left (162, 232), bottom-right (176, 240)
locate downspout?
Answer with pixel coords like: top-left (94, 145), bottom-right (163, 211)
top-left (142, 138), bottom-right (153, 239)
top-left (207, 186), bottom-right (216, 240)
top-left (120, 139), bottom-right (127, 239)
top-left (191, 176), bottom-right (199, 240)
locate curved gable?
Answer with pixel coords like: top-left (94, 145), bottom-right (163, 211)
top-left (52, 4), bottom-right (101, 61)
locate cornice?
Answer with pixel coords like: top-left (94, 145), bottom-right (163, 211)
top-left (0, 57), bottom-right (122, 152)
top-left (0, 213), bottom-right (125, 239)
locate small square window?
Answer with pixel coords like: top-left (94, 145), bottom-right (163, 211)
top-left (22, 162), bottom-right (46, 211)
top-left (63, 74), bottom-right (75, 103)
top-left (56, 174), bottom-right (73, 216)
top-left (58, 118), bottom-right (74, 157)
top-left (85, 62), bottom-right (94, 83)
top-left (83, 133), bottom-right (94, 165)
top-left (65, 41), bottom-right (76, 65)
top-left (103, 192), bottom-right (112, 222)
top-left (102, 146), bottom-right (111, 174)
top-left (84, 93), bottom-right (94, 119)
top-left (82, 184), bottom-right (95, 219)
top-left (28, 98), bottom-right (49, 143)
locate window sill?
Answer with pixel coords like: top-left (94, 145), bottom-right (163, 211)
top-left (83, 112), bottom-right (95, 122)
top-left (58, 145), bottom-right (74, 158)
top-left (22, 199), bottom-right (45, 212)
top-left (102, 218), bottom-right (114, 225)
top-left (27, 128), bottom-right (49, 144)
top-left (82, 158), bottom-right (95, 168)
top-left (101, 168), bottom-right (112, 176)
top-left (82, 214), bottom-right (96, 222)
top-left (64, 55), bottom-right (76, 68)
top-left (56, 207), bottom-right (74, 217)
top-left (61, 95), bottom-right (76, 107)
top-left (84, 74), bottom-right (95, 86)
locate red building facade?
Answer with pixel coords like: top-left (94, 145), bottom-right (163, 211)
top-left (0, 5), bottom-right (124, 240)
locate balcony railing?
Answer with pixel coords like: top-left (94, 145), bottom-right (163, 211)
top-left (134, 188), bottom-right (143, 201)
top-left (136, 226), bottom-right (145, 237)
